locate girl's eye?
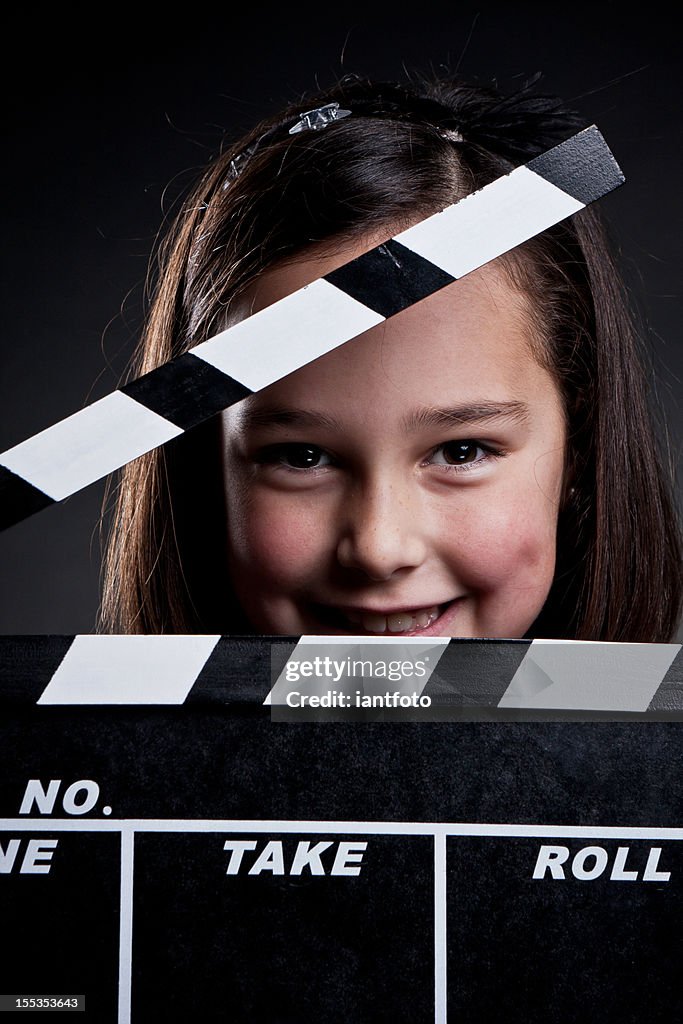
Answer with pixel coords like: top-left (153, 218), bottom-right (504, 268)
top-left (427, 441), bottom-right (492, 468)
top-left (258, 444), bottom-right (333, 470)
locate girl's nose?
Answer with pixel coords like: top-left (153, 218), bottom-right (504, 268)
top-left (335, 480), bottom-right (427, 580)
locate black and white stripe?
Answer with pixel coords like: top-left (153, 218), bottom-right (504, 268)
top-left (1, 635), bottom-right (680, 714)
top-left (0, 126), bottom-right (624, 531)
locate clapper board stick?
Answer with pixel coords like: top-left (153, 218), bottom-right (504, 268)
top-left (5, 635), bottom-right (677, 711)
top-left (0, 126), bottom-right (623, 532)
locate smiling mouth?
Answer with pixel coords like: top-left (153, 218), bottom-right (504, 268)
top-left (314, 602), bottom-right (455, 636)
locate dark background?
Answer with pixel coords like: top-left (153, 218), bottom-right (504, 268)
top-left (1, 4), bottom-right (680, 633)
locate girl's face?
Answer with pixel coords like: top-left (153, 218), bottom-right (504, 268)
top-left (221, 245), bottom-right (567, 638)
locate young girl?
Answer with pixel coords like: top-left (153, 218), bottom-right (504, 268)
top-left (100, 72), bottom-right (682, 642)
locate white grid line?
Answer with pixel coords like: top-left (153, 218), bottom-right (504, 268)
top-left (434, 833), bottom-right (447, 1024)
top-left (3, 818), bottom-right (683, 839)
top-left (118, 827), bottom-right (135, 1024)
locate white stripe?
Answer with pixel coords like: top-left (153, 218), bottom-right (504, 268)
top-left (395, 166), bottom-right (584, 279)
top-left (264, 635), bottom-right (450, 705)
top-left (118, 828), bottom-right (135, 1024)
top-left (3, 818), bottom-right (683, 840)
top-left (498, 640), bottom-right (681, 711)
top-left (37, 634), bottom-right (221, 705)
top-left (434, 833), bottom-right (447, 1024)
top-left (192, 278), bottom-right (385, 390)
top-left (0, 391), bottom-right (182, 500)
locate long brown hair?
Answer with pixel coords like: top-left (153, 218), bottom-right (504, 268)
top-left (100, 72), bottom-right (683, 640)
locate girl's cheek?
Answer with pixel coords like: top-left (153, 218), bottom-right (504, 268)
top-left (447, 490), bottom-right (558, 591)
top-left (449, 500), bottom-right (558, 637)
top-left (229, 491), bottom-right (328, 583)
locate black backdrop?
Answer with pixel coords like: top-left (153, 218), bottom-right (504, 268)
top-left (1, 3), bottom-right (680, 632)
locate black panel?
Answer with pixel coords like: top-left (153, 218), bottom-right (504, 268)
top-left (447, 836), bottom-right (681, 1022)
top-left (648, 646), bottom-right (683, 711)
top-left (0, 634), bottom-right (74, 703)
top-left (186, 636), bottom-right (298, 704)
top-left (528, 126), bottom-right (625, 204)
top-left (133, 832), bottom-right (433, 1023)
top-left (325, 239), bottom-right (455, 318)
top-left (0, 832), bottom-right (120, 1021)
top-left (121, 353), bottom-right (252, 430)
top-left (424, 638), bottom-right (530, 705)
top-left (0, 465), bottom-right (54, 531)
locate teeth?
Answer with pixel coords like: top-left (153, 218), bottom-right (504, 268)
top-left (363, 613), bottom-right (387, 633)
top-left (347, 605), bottom-right (440, 634)
top-left (387, 612), bottom-right (414, 632)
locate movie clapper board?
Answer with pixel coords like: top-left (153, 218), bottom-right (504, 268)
top-left (1, 635), bottom-right (683, 1022)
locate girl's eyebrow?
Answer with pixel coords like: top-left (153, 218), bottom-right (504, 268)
top-left (241, 401), bottom-right (530, 432)
top-left (240, 407), bottom-right (343, 431)
top-left (403, 401), bottom-right (531, 430)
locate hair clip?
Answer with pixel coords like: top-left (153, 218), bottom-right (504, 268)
top-left (439, 127), bottom-right (464, 143)
top-left (288, 102), bottom-right (352, 135)
top-left (227, 146), bottom-right (256, 181)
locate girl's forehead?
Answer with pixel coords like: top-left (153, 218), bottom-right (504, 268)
top-left (230, 229), bottom-right (528, 322)
top-left (227, 253), bottom-right (560, 429)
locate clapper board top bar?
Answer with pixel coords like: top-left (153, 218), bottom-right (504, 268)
top-left (0, 126), bottom-right (623, 532)
top-left (0, 635), bottom-right (680, 717)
